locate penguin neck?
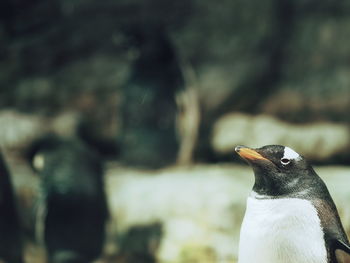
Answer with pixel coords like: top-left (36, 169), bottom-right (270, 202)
top-left (251, 171), bottom-right (310, 198)
top-left (251, 169), bottom-right (328, 199)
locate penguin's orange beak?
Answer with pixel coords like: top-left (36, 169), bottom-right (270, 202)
top-left (235, 146), bottom-right (268, 161)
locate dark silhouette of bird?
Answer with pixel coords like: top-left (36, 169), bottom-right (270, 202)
top-left (0, 151), bottom-right (23, 263)
top-left (29, 135), bottom-right (108, 263)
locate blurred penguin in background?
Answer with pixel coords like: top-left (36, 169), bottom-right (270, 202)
top-left (0, 151), bottom-right (23, 263)
top-left (29, 135), bottom-right (108, 263)
top-left (120, 24), bottom-right (183, 168)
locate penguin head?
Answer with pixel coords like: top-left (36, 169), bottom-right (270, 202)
top-left (235, 145), bottom-right (320, 197)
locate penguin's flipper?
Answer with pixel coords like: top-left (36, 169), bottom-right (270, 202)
top-left (335, 239), bottom-right (350, 263)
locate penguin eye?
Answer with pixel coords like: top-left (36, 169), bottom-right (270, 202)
top-left (280, 158), bottom-right (291, 165)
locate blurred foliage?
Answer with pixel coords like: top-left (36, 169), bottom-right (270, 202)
top-left (1, 0), bottom-right (349, 113)
top-left (0, 0), bottom-right (349, 164)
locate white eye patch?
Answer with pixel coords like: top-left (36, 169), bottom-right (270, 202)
top-left (283, 147), bottom-right (301, 161)
top-left (33, 153), bottom-right (45, 171)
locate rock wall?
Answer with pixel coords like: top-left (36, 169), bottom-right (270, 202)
top-left (211, 113), bottom-right (350, 163)
top-left (8, 160), bottom-right (350, 262)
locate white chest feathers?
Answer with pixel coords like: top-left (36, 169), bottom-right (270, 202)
top-left (238, 194), bottom-right (327, 263)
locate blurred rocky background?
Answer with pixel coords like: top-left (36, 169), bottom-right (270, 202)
top-left (0, 0), bottom-right (349, 262)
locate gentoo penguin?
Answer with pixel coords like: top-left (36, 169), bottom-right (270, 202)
top-left (29, 135), bottom-right (108, 263)
top-left (235, 145), bottom-right (350, 263)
